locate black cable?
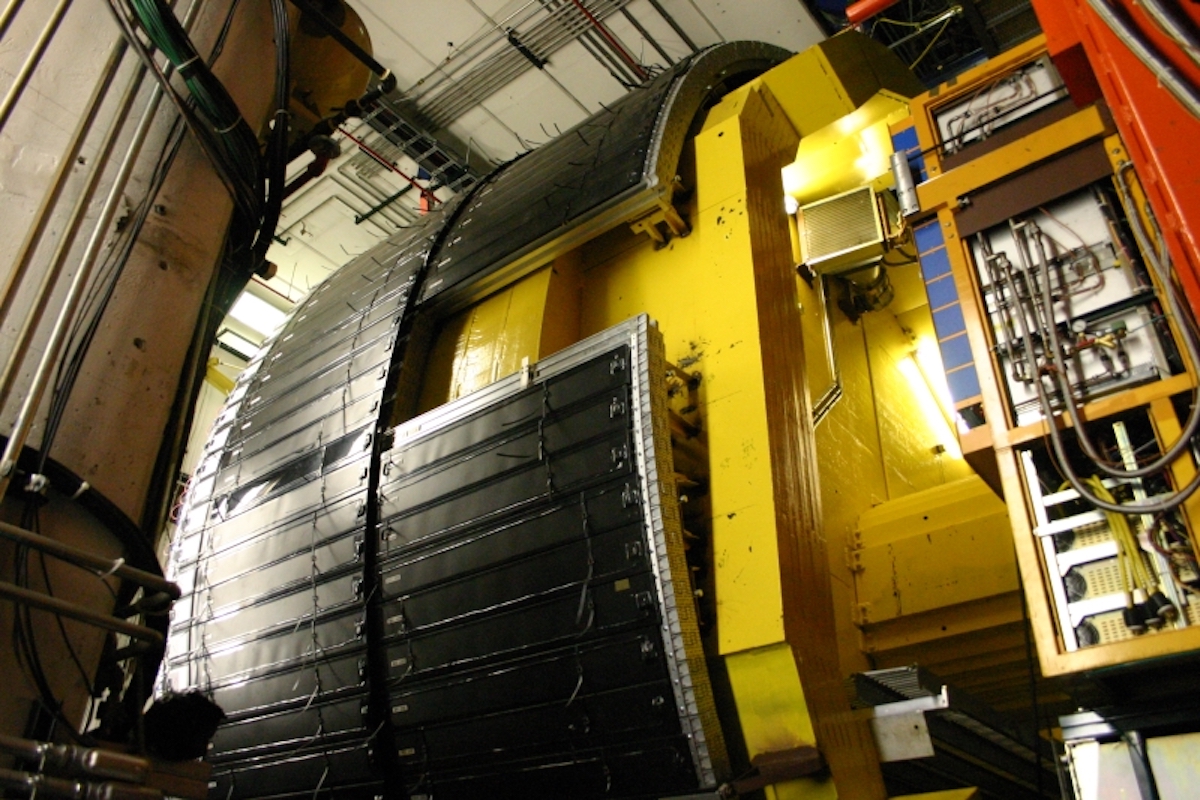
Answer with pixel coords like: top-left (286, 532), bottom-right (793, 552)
top-left (103, 0), bottom-right (258, 220)
top-left (43, 0), bottom-right (267, 460)
top-left (36, 549), bottom-right (98, 702)
top-left (40, 118), bottom-right (187, 464)
top-left (10, 502), bottom-right (91, 745)
top-left (250, 0), bottom-right (291, 268)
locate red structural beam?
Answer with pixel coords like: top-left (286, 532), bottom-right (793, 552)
top-left (846, 0), bottom-right (903, 26)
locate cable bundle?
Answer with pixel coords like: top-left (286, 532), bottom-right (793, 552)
top-left (1082, 476), bottom-right (1180, 632)
top-left (110, 0), bottom-right (291, 271)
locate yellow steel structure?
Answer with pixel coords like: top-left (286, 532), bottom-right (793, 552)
top-left (413, 32), bottom-right (1018, 798)
top-left (854, 477), bottom-right (1013, 627)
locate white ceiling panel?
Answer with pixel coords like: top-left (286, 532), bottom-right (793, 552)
top-left (538, 39), bottom-right (633, 113)
top-left (444, 104), bottom-right (526, 165)
top-left (643, 0), bottom-right (726, 48)
top-left (287, 195), bottom-right (389, 264)
top-left (693, 0), bottom-right (823, 51)
top-left (373, 2), bottom-right (493, 70)
top-left (478, 68), bottom-right (593, 151)
top-left (352, 1), bottom-right (445, 86)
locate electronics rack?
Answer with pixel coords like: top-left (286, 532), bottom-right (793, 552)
top-left (900, 35), bottom-right (1200, 675)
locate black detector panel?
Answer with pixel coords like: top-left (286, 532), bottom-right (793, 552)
top-left (163, 40), bottom-right (784, 800)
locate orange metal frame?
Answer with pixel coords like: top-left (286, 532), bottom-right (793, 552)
top-left (1032, 0), bottom-right (1200, 312)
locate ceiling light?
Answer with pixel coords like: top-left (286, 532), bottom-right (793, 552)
top-left (228, 293), bottom-right (287, 338)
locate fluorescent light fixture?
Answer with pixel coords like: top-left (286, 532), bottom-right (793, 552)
top-left (899, 352), bottom-right (962, 459)
top-left (914, 338), bottom-right (964, 432)
top-left (216, 329), bottom-right (261, 359)
top-left (228, 292), bottom-right (287, 337)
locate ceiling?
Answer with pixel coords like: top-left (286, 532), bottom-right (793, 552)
top-left (226, 0), bottom-right (1037, 357)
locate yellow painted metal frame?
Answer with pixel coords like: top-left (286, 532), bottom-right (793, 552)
top-left (910, 35), bottom-right (1053, 183)
top-left (582, 43), bottom-right (922, 796)
top-left (915, 105), bottom-right (1109, 216)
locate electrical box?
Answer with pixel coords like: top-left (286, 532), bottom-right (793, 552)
top-left (933, 54), bottom-right (1068, 155)
top-left (968, 185), bottom-right (1178, 428)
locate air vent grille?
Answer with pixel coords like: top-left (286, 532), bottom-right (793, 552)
top-left (800, 186), bottom-right (885, 274)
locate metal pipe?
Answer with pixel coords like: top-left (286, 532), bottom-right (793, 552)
top-left (645, 0), bottom-right (697, 52)
top-left (1140, 0), bottom-right (1200, 73)
top-left (0, 0), bottom-right (73, 134)
top-left (565, 0), bottom-right (648, 81)
top-left (337, 125), bottom-right (440, 206)
top-left (885, 6), bottom-right (961, 51)
top-left (0, 520), bottom-right (180, 599)
top-left (407, 0), bottom-right (548, 100)
top-left (0, 767), bottom-right (162, 800)
top-left (0, 0), bottom-right (27, 40)
top-left (0, 0), bottom-right (206, 494)
top-left (542, 0), bottom-right (638, 87)
top-left (355, 183), bottom-right (414, 225)
top-left (0, 66), bottom-right (167, 495)
top-left (422, 0), bottom-right (638, 125)
top-left (0, 43), bottom-right (133, 411)
top-left (0, 734), bottom-right (150, 784)
top-left (469, 0), bottom-right (592, 115)
top-left (0, 37), bottom-right (127, 333)
top-left (578, 25), bottom-right (639, 86)
top-left (0, 580), bottom-right (165, 644)
top-left (1086, 0), bottom-right (1200, 120)
top-left (422, 0), bottom-right (592, 124)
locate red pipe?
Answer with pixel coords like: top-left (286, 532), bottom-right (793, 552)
top-left (846, 0), bottom-right (903, 25)
top-left (565, 0), bottom-right (649, 82)
top-left (337, 126), bottom-right (441, 207)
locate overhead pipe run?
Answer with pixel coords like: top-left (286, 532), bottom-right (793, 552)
top-left (646, 0), bottom-right (698, 52)
top-left (565, 0), bottom-right (649, 81)
top-left (0, 0), bottom-right (72, 133)
top-left (0, 0), bottom-right (227, 495)
top-left (0, 0), bottom-right (209, 496)
top-left (0, 51), bottom-right (146, 419)
top-left (0, 0), bottom-right (27, 40)
top-left (338, 124), bottom-right (441, 208)
top-left (0, 38), bottom-right (128, 334)
top-left (0, 80), bottom-right (169, 497)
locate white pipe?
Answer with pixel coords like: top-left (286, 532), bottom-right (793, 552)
top-left (0, 38), bottom-right (128, 343)
top-left (0, 0), bottom-right (73, 133)
top-left (0, 0), bottom-right (204, 495)
top-left (0, 0), bottom-right (28, 40)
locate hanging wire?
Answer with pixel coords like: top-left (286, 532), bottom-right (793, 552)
top-left (908, 16), bottom-right (953, 70)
